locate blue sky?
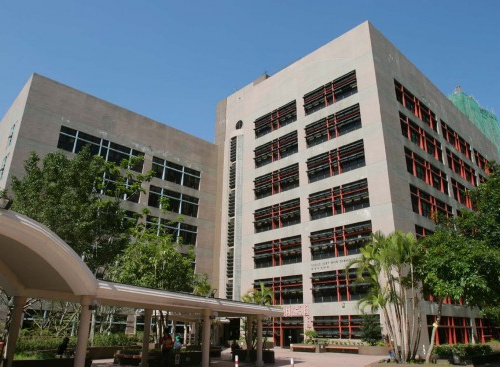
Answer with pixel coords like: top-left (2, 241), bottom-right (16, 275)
top-left (1, 1), bottom-right (499, 143)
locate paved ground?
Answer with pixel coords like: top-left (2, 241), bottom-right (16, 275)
top-left (91, 347), bottom-right (383, 367)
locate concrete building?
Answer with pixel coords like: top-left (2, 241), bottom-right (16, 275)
top-left (1, 21), bottom-right (499, 350)
top-left (214, 21), bottom-right (499, 347)
top-left (0, 74), bottom-right (219, 279)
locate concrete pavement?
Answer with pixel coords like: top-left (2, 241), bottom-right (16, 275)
top-left (91, 347), bottom-right (384, 367)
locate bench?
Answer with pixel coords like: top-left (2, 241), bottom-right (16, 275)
top-left (290, 344), bottom-right (317, 353)
top-left (325, 345), bottom-right (359, 354)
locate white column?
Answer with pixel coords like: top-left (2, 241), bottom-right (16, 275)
top-left (141, 309), bottom-right (153, 367)
top-left (74, 296), bottom-right (93, 367)
top-left (171, 317), bottom-right (177, 335)
top-left (5, 296), bottom-right (26, 367)
top-left (183, 323), bottom-right (188, 345)
top-left (201, 310), bottom-right (211, 367)
top-left (256, 314), bottom-right (263, 367)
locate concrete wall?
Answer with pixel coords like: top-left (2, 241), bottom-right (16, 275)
top-left (2, 74), bottom-right (218, 281)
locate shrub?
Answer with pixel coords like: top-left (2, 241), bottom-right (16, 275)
top-left (434, 344), bottom-right (493, 359)
top-left (92, 333), bottom-right (140, 347)
top-left (15, 336), bottom-right (76, 352)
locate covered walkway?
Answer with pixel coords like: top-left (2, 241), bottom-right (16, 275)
top-left (0, 210), bottom-right (282, 367)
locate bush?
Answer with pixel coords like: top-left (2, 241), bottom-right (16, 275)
top-left (434, 343), bottom-right (493, 359)
top-left (15, 336), bottom-right (76, 352)
top-left (92, 333), bottom-right (140, 347)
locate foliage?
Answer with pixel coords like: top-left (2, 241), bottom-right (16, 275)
top-left (304, 330), bottom-right (318, 344)
top-left (15, 336), bottom-right (76, 352)
top-left (360, 314), bottom-right (382, 346)
top-left (241, 283), bottom-right (273, 353)
top-left (10, 148), bottom-right (151, 271)
top-left (109, 223), bottom-right (196, 292)
top-left (92, 333), bottom-right (141, 347)
top-left (192, 273), bottom-right (215, 297)
top-left (346, 231), bottom-right (421, 362)
top-left (433, 343), bottom-right (492, 358)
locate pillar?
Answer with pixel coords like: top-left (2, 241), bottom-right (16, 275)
top-left (256, 314), bottom-right (263, 367)
top-left (183, 323), bottom-right (188, 345)
top-left (74, 296), bottom-right (93, 367)
top-left (141, 309), bottom-right (153, 367)
top-left (201, 309), bottom-right (211, 367)
top-left (5, 296), bottom-right (27, 367)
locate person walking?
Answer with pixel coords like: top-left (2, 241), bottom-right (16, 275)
top-left (161, 331), bottom-right (174, 367)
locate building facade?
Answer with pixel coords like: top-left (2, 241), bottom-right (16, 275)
top-left (1, 21), bottom-right (499, 349)
top-left (214, 22), bottom-right (499, 347)
top-left (0, 74), bottom-right (219, 279)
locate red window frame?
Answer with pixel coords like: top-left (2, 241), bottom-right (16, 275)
top-left (410, 185), bottom-right (452, 219)
top-left (254, 235), bottom-right (302, 268)
top-left (451, 178), bottom-right (473, 209)
top-left (395, 80), bottom-right (437, 131)
top-left (405, 147), bottom-right (448, 194)
top-left (441, 120), bottom-right (471, 159)
top-left (400, 113), bottom-right (442, 161)
top-left (254, 198), bottom-right (301, 233)
top-left (446, 149), bottom-right (476, 186)
top-left (254, 100), bottom-right (297, 138)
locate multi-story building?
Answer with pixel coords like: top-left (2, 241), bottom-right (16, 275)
top-left (0, 74), bottom-right (219, 279)
top-left (214, 21), bottom-right (499, 347)
top-left (1, 21), bottom-right (499, 349)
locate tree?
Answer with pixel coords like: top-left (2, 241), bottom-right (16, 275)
top-left (360, 314), bottom-right (382, 346)
top-left (109, 224), bottom-right (197, 292)
top-left (241, 283), bottom-right (273, 354)
top-left (416, 222), bottom-right (500, 362)
top-left (347, 231), bottom-right (421, 362)
top-left (10, 148), bottom-right (150, 271)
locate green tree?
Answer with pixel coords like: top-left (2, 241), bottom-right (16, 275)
top-left (241, 282), bottom-right (273, 354)
top-left (10, 148), bottom-right (150, 271)
top-left (417, 223), bottom-right (500, 362)
top-left (360, 314), bottom-right (382, 346)
top-left (347, 231), bottom-right (421, 362)
top-left (110, 224), bottom-right (196, 292)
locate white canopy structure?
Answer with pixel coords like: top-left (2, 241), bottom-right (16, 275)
top-left (0, 210), bottom-right (282, 367)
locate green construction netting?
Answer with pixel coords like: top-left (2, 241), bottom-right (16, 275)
top-left (449, 89), bottom-right (500, 158)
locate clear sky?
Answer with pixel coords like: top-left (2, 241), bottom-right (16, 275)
top-left (1, 1), bottom-right (499, 143)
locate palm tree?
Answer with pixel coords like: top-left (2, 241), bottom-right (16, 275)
top-left (347, 231), bottom-right (421, 362)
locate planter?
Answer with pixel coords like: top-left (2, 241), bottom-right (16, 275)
top-left (232, 350), bottom-right (275, 363)
top-left (357, 345), bottom-right (388, 356)
top-left (10, 358), bottom-right (92, 367)
top-left (88, 345), bottom-right (141, 359)
top-left (169, 351), bottom-right (202, 366)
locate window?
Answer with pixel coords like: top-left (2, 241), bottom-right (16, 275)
top-left (446, 149), bottom-right (476, 186)
top-left (146, 215), bottom-right (197, 245)
top-left (7, 123), bottom-right (16, 146)
top-left (235, 120), bottom-right (243, 130)
top-left (57, 126), bottom-right (144, 172)
top-left (101, 173), bottom-right (140, 203)
top-left (410, 185), bottom-right (452, 219)
top-left (428, 316), bottom-right (471, 345)
top-left (0, 154), bottom-right (9, 179)
top-left (441, 121), bottom-right (471, 159)
top-left (474, 149), bottom-right (490, 174)
top-left (254, 131), bottom-right (298, 168)
top-left (148, 185), bottom-right (199, 217)
top-left (305, 104), bottom-right (361, 147)
top-left (415, 225), bottom-right (433, 239)
top-left (254, 235), bottom-right (302, 268)
top-left (254, 101), bottom-right (297, 138)
top-left (309, 179), bottom-right (369, 220)
top-left (307, 140), bottom-right (365, 183)
top-left (314, 315), bottom-right (368, 339)
top-left (311, 269), bottom-right (370, 303)
top-left (310, 221), bottom-right (372, 260)
top-left (405, 147), bottom-right (448, 194)
top-left (254, 163), bottom-right (299, 199)
top-left (152, 157), bottom-right (201, 190)
top-left (304, 71), bottom-right (357, 115)
top-left (395, 80), bottom-right (437, 131)
top-left (451, 178), bottom-right (473, 209)
top-left (254, 275), bottom-right (303, 305)
top-left (400, 113), bottom-right (442, 161)
top-left (254, 198), bottom-right (300, 233)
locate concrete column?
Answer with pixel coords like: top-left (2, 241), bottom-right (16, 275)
top-left (5, 296), bottom-right (27, 367)
top-left (201, 310), bottom-right (211, 367)
top-left (141, 309), bottom-right (153, 367)
top-left (256, 315), bottom-right (263, 367)
top-left (74, 296), bottom-right (93, 367)
top-left (171, 317), bottom-right (176, 335)
top-left (193, 321), bottom-right (199, 344)
top-left (183, 323), bottom-right (188, 345)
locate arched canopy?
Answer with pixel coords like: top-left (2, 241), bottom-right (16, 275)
top-left (0, 210), bottom-right (282, 318)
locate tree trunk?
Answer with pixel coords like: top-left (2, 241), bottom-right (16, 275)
top-left (425, 300), bottom-right (443, 363)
